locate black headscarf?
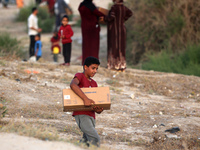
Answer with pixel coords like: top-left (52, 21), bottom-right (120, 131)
top-left (80, 0), bottom-right (96, 11)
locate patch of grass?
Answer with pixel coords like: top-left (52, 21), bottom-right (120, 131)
top-left (15, 4), bottom-right (33, 22)
top-left (38, 16), bottom-right (55, 33)
top-left (62, 125), bottom-right (81, 135)
top-left (0, 121), bottom-right (59, 141)
top-left (0, 32), bottom-right (25, 58)
top-left (126, 0), bottom-right (200, 64)
top-left (0, 60), bottom-right (6, 66)
top-left (9, 104), bottom-right (62, 119)
top-left (141, 44), bottom-right (200, 76)
top-left (106, 79), bottom-right (122, 87)
top-left (0, 96), bottom-right (7, 119)
top-left (146, 135), bottom-right (200, 150)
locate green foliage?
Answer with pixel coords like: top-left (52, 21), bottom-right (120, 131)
top-left (145, 0), bottom-right (166, 8)
top-left (0, 32), bottom-right (25, 58)
top-left (166, 10), bottom-right (185, 36)
top-left (141, 44), bottom-right (200, 76)
top-left (38, 17), bottom-right (55, 33)
top-left (0, 96), bottom-right (7, 119)
top-left (125, 0), bottom-right (200, 64)
top-left (15, 5), bottom-right (32, 22)
top-left (1, 121), bottom-right (59, 141)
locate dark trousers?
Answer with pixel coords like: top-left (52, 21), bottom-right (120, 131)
top-left (63, 43), bottom-right (71, 63)
top-left (29, 35), bottom-right (36, 57)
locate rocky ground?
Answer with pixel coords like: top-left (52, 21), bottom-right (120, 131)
top-left (0, 2), bottom-right (200, 150)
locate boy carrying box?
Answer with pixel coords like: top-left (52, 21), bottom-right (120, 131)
top-left (70, 56), bottom-right (103, 147)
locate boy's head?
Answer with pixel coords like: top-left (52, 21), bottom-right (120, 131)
top-left (35, 34), bottom-right (40, 41)
top-left (61, 15), bottom-right (69, 26)
top-left (32, 7), bottom-right (38, 15)
top-left (83, 57), bottom-right (100, 78)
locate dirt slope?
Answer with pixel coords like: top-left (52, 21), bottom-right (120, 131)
top-left (0, 3), bottom-right (200, 150)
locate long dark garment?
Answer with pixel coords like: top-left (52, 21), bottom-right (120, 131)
top-left (105, 2), bottom-right (133, 71)
top-left (63, 43), bottom-right (72, 63)
top-left (78, 1), bottom-right (104, 65)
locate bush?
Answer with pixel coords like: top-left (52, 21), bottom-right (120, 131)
top-left (141, 44), bottom-right (200, 76)
top-left (0, 32), bottom-right (25, 58)
top-left (0, 96), bottom-right (7, 119)
top-left (15, 5), bottom-right (32, 22)
top-left (125, 0), bottom-right (200, 64)
top-left (38, 17), bottom-right (55, 33)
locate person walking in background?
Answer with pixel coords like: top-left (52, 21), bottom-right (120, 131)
top-left (28, 7), bottom-right (42, 57)
top-left (16, 0), bottom-right (24, 8)
top-left (54, 0), bottom-right (72, 31)
top-left (105, 0), bottom-right (132, 72)
top-left (58, 15), bottom-right (73, 66)
top-left (2, 0), bottom-right (9, 8)
top-left (46, 0), bottom-right (55, 16)
top-left (34, 34), bottom-right (42, 61)
top-left (78, 0), bottom-right (105, 65)
top-left (50, 31), bottom-right (61, 62)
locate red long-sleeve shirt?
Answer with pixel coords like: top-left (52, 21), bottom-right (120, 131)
top-left (58, 24), bottom-right (74, 44)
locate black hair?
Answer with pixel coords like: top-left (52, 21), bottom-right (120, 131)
top-left (35, 34), bottom-right (41, 39)
top-left (32, 7), bottom-right (37, 13)
top-left (83, 56), bottom-right (100, 67)
top-left (53, 31), bottom-right (59, 39)
top-left (62, 15), bottom-right (69, 21)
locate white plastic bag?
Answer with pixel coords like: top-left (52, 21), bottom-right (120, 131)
top-left (29, 56), bottom-right (36, 62)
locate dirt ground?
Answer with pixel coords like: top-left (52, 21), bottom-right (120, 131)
top-left (0, 2), bottom-right (200, 150)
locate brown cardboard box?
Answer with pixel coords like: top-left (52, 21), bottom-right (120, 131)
top-left (63, 87), bottom-right (111, 112)
top-left (98, 7), bottom-right (109, 24)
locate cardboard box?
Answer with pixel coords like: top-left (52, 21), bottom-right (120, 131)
top-left (98, 7), bottom-right (109, 24)
top-left (63, 87), bottom-right (111, 112)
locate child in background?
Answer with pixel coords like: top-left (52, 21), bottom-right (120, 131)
top-left (34, 34), bottom-right (42, 61)
top-left (58, 15), bottom-right (74, 66)
top-left (70, 56), bottom-right (103, 147)
top-left (51, 31), bottom-right (61, 62)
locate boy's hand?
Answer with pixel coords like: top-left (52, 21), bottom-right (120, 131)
top-left (92, 106), bottom-right (103, 114)
top-left (37, 28), bottom-right (42, 33)
top-left (99, 16), bottom-right (104, 22)
top-left (84, 98), bottom-right (95, 107)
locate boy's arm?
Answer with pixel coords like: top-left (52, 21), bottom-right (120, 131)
top-left (70, 78), bottom-right (95, 106)
top-left (65, 26), bottom-right (74, 39)
top-left (35, 43), bottom-right (39, 56)
top-left (35, 48), bottom-right (38, 56)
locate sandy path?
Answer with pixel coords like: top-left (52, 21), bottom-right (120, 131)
top-left (0, 133), bottom-right (85, 150)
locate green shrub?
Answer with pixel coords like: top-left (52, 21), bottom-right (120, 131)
top-left (15, 5), bottom-right (32, 22)
top-left (0, 96), bottom-right (7, 119)
top-left (141, 44), bottom-right (200, 76)
top-left (0, 32), bottom-right (25, 58)
top-left (125, 0), bottom-right (200, 64)
top-left (38, 17), bottom-right (55, 33)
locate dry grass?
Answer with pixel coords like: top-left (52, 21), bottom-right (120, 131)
top-left (126, 0), bottom-right (200, 63)
top-left (0, 120), bottom-right (59, 141)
